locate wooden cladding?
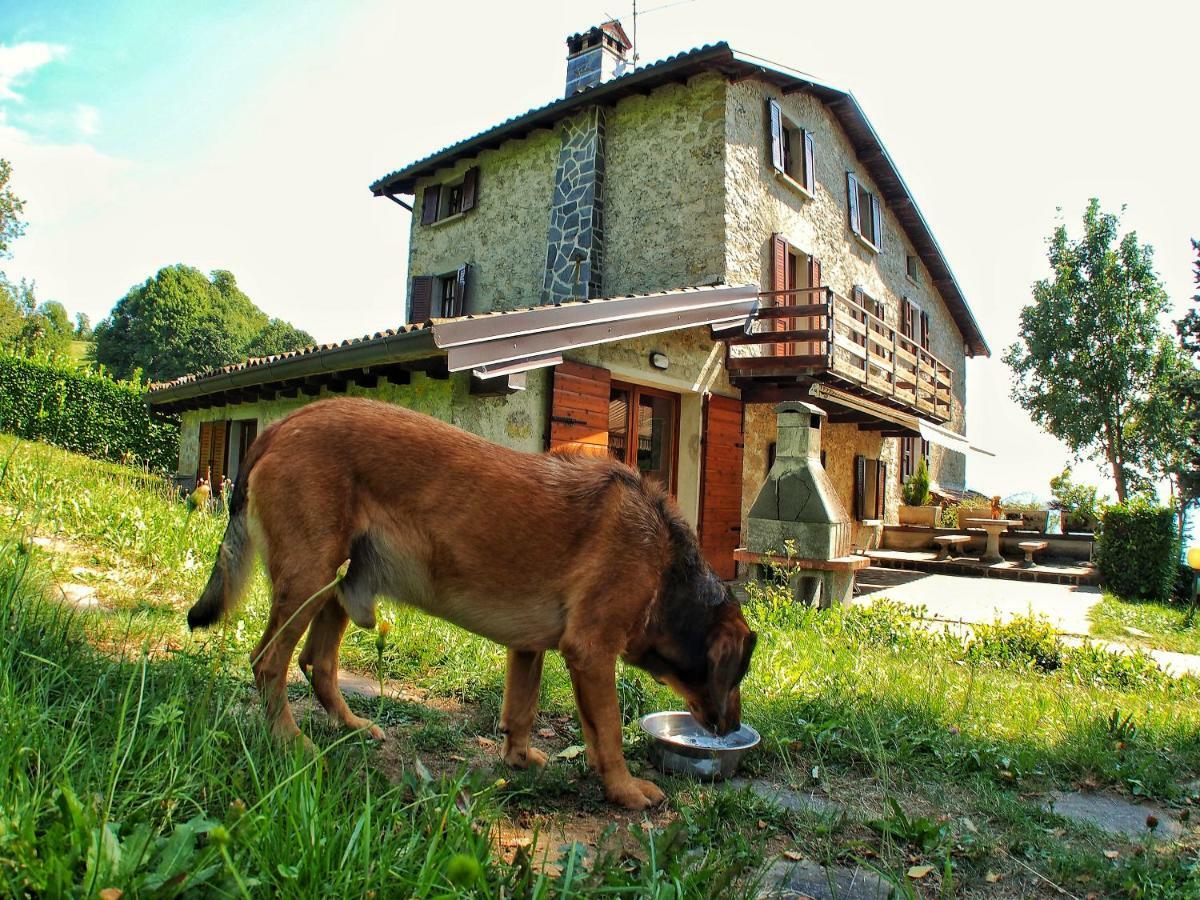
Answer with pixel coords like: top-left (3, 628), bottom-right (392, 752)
top-left (699, 394), bottom-right (744, 581)
top-left (547, 361), bottom-right (611, 456)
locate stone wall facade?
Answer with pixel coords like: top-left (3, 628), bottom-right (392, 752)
top-left (723, 79), bottom-right (969, 499)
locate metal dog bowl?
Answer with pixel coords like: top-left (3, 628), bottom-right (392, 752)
top-left (639, 711), bottom-right (760, 780)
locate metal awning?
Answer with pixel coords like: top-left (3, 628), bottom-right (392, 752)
top-left (807, 383), bottom-right (991, 456)
top-left (433, 284), bottom-right (760, 379)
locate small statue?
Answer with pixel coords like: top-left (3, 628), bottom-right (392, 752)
top-left (990, 496), bottom-right (1003, 520)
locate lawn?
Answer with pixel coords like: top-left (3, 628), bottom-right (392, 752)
top-left (2, 435), bottom-right (1200, 897)
top-left (1090, 591), bottom-right (1200, 656)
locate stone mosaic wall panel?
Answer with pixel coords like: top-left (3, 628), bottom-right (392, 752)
top-left (542, 107), bottom-right (607, 303)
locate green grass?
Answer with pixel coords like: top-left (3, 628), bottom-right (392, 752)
top-left (2, 434), bottom-right (1200, 896)
top-left (1090, 591), bottom-right (1200, 656)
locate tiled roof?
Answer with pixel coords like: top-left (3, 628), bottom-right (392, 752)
top-left (368, 42), bottom-right (735, 195)
top-left (147, 323), bottom-right (429, 392)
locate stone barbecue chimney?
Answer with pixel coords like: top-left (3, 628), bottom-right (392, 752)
top-left (565, 21), bottom-right (632, 96)
top-left (746, 402), bottom-right (852, 560)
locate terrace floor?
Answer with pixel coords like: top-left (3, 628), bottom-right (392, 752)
top-left (865, 547), bottom-right (1098, 586)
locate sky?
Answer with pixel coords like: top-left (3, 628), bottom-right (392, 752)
top-left (1, 0), bottom-right (1196, 501)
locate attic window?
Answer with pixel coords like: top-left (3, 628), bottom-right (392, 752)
top-left (906, 254), bottom-right (920, 283)
top-left (767, 98), bottom-right (815, 196)
top-left (846, 172), bottom-right (882, 251)
top-left (420, 167), bottom-right (479, 226)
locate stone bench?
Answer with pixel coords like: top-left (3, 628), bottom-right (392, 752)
top-left (932, 534), bottom-right (972, 560)
top-left (1019, 540), bottom-right (1049, 568)
top-left (733, 549), bottom-right (870, 609)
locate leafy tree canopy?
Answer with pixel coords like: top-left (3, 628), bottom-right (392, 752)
top-left (93, 265), bottom-right (314, 383)
top-left (1004, 199), bottom-right (1172, 502)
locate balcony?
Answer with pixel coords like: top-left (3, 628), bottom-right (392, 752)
top-left (722, 287), bottom-right (954, 423)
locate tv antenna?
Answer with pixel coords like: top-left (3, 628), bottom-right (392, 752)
top-left (606, 0), bottom-right (696, 71)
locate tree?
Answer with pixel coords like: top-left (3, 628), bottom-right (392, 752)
top-left (0, 159), bottom-right (26, 260)
top-left (1005, 200), bottom-right (1171, 502)
top-left (1164, 240), bottom-right (1200, 519)
top-left (74, 312), bottom-right (93, 339)
top-left (93, 265), bottom-right (313, 383)
top-left (245, 318), bottom-right (314, 358)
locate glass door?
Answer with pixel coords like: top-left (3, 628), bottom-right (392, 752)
top-left (608, 382), bottom-right (679, 494)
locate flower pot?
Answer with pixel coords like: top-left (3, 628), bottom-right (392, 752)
top-left (899, 504), bottom-right (942, 527)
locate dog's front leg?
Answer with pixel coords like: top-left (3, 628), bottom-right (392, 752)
top-left (562, 645), bottom-right (666, 810)
top-left (500, 649), bottom-right (547, 768)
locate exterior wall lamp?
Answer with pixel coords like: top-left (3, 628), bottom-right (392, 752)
top-left (650, 352), bottom-right (669, 371)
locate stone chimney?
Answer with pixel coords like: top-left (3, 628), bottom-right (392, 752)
top-left (565, 21), bottom-right (632, 96)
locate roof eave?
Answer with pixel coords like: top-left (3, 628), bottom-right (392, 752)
top-left (147, 327), bottom-right (440, 405)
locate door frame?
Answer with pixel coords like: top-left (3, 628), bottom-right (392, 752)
top-left (609, 379), bottom-right (681, 497)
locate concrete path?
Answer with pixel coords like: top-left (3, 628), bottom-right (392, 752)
top-left (854, 568), bottom-right (1101, 635)
top-left (854, 567), bottom-right (1200, 677)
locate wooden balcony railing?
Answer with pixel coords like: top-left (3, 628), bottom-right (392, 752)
top-left (723, 288), bottom-right (954, 422)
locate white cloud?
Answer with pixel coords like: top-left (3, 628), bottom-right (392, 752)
top-left (73, 104), bottom-right (99, 137)
top-left (0, 42), bottom-right (66, 102)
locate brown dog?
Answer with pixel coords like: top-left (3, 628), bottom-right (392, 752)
top-left (187, 397), bottom-right (756, 809)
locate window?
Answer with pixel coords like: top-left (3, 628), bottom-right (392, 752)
top-left (901, 297), bottom-right (931, 350)
top-left (852, 286), bottom-right (885, 321)
top-left (846, 172), bottom-right (882, 250)
top-left (854, 455), bottom-right (888, 521)
top-left (769, 234), bottom-right (823, 357)
top-left (900, 437), bottom-right (930, 482)
top-left (608, 382), bottom-right (679, 494)
top-left (767, 98), bottom-right (815, 195)
top-left (906, 254), bottom-right (920, 283)
top-left (408, 264), bottom-right (471, 323)
top-left (419, 166), bottom-right (479, 226)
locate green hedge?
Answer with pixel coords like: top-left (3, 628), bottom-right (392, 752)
top-left (1097, 498), bottom-right (1179, 602)
top-left (0, 354), bottom-right (179, 472)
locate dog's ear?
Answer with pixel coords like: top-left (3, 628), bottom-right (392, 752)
top-left (707, 625), bottom-right (756, 700)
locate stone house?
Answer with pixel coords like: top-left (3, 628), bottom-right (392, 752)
top-left (148, 24), bottom-right (989, 580)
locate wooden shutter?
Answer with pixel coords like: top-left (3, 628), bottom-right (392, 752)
top-left (409, 275), bottom-right (434, 324)
top-left (767, 98), bottom-right (785, 172)
top-left (901, 437), bottom-right (914, 481)
top-left (919, 310), bottom-right (931, 350)
top-left (699, 394), bottom-right (744, 581)
top-left (803, 130), bottom-right (815, 193)
top-left (847, 173), bottom-right (860, 235)
top-left (870, 195), bottom-right (882, 248)
top-left (902, 299), bottom-right (915, 340)
top-left (211, 420), bottom-right (228, 480)
top-left (460, 167), bottom-right (478, 212)
top-left (771, 234), bottom-right (792, 356)
top-left (875, 460), bottom-right (888, 519)
top-left (548, 361), bottom-right (611, 456)
top-left (854, 454), bottom-right (866, 520)
top-left (197, 421), bottom-right (214, 480)
top-left (420, 185), bottom-right (440, 225)
top-left (451, 264), bottom-right (470, 318)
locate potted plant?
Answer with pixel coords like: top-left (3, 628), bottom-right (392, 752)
top-left (898, 458), bottom-right (941, 527)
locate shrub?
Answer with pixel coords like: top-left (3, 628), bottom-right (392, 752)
top-left (902, 457), bottom-right (932, 506)
top-left (1050, 468), bottom-right (1104, 532)
top-left (1097, 499), bottom-right (1179, 602)
top-left (0, 353), bottom-right (178, 472)
top-left (966, 615), bottom-right (1063, 672)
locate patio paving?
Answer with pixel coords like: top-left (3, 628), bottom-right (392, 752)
top-left (854, 568), bottom-right (1102, 636)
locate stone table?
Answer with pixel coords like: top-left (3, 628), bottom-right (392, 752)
top-left (964, 518), bottom-right (1011, 565)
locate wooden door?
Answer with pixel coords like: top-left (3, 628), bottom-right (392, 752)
top-left (548, 361), bottom-right (611, 456)
top-left (610, 381), bottom-right (680, 496)
top-left (699, 394), bottom-right (745, 581)
top-left (771, 234), bottom-right (793, 356)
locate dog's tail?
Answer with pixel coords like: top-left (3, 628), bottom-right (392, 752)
top-left (187, 436), bottom-right (265, 631)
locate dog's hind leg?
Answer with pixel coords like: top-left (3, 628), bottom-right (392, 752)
top-left (250, 570), bottom-right (334, 746)
top-left (298, 597), bottom-right (385, 740)
top-left (500, 649), bottom-right (546, 768)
